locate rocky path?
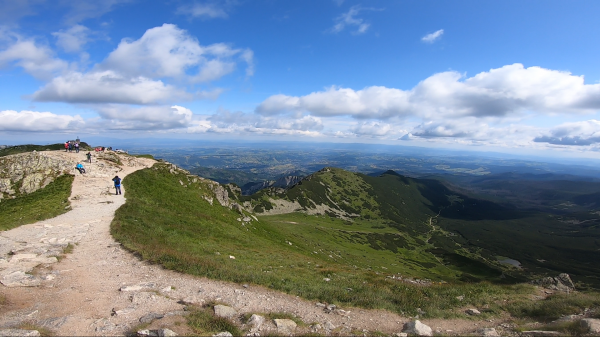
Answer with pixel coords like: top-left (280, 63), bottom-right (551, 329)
top-left (0, 151), bottom-right (499, 336)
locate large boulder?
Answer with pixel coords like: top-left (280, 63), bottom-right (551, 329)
top-left (402, 320), bottom-right (433, 336)
top-left (580, 318), bottom-right (600, 334)
top-left (213, 305), bottom-right (237, 319)
top-left (274, 319), bottom-right (297, 335)
top-left (531, 273), bottom-right (575, 292)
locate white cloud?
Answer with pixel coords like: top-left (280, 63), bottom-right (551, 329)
top-left (0, 110), bottom-right (83, 132)
top-left (330, 6), bottom-right (375, 35)
top-left (32, 70), bottom-right (191, 104)
top-left (257, 64), bottom-right (600, 119)
top-left (421, 29), bottom-right (444, 43)
top-left (100, 24), bottom-right (253, 82)
top-left (92, 105), bottom-right (193, 130)
top-left (534, 120), bottom-right (600, 146)
top-left (176, 2), bottom-right (229, 19)
top-left (187, 110), bottom-right (324, 136)
top-left (0, 31), bottom-right (68, 80)
top-left (332, 0), bottom-right (345, 6)
top-left (52, 25), bottom-right (90, 53)
top-left (350, 121), bottom-right (394, 136)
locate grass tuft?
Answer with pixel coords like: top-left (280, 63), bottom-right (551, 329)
top-left (186, 307), bottom-right (241, 336)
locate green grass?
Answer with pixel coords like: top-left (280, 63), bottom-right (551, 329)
top-left (504, 291), bottom-right (600, 321)
top-left (111, 164), bottom-right (555, 318)
top-left (0, 174), bottom-right (74, 230)
top-left (186, 307), bottom-right (241, 336)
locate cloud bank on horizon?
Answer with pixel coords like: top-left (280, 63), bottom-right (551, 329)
top-left (1, 0), bottom-right (600, 156)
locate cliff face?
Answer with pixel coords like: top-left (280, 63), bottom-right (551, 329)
top-left (0, 152), bottom-right (75, 201)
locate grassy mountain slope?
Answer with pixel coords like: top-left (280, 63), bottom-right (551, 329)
top-left (0, 174), bottom-right (73, 230)
top-left (112, 163), bottom-right (554, 318)
top-left (238, 168), bottom-right (600, 286)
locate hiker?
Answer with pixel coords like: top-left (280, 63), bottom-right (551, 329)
top-left (64, 142), bottom-right (69, 152)
top-left (86, 152), bottom-right (92, 163)
top-left (112, 175), bottom-right (122, 195)
top-left (75, 163), bottom-right (85, 174)
top-left (74, 142), bottom-right (80, 153)
top-left (68, 142), bottom-right (73, 152)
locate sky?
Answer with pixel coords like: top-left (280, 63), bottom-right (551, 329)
top-left (1, 0), bottom-right (600, 158)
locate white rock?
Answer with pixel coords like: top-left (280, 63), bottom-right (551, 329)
top-left (274, 319), bottom-right (297, 335)
top-left (213, 305), bottom-right (237, 318)
top-left (157, 329), bottom-right (178, 337)
top-left (213, 332), bottom-right (233, 337)
top-left (466, 308), bottom-right (481, 315)
top-left (247, 314), bottom-right (265, 329)
top-left (480, 328), bottom-right (500, 336)
top-left (581, 318), bottom-right (600, 333)
top-left (120, 285), bottom-right (144, 292)
top-left (1, 271), bottom-right (41, 287)
top-left (403, 320), bottom-right (433, 337)
top-left (229, 255), bottom-right (235, 259)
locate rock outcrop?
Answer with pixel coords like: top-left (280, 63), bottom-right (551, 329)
top-left (531, 273), bottom-right (575, 292)
top-left (0, 152), bottom-right (75, 200)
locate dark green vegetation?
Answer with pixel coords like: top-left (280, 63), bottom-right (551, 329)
top-left (0, 174), bottom-right (73, 230)
top-left (111, 163), bottom-right (600, 319)
top-left (0, 143), bottom-right (92, 157)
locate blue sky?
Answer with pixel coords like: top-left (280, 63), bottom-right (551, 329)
top-left (1, 0), bottom-right (600, 158)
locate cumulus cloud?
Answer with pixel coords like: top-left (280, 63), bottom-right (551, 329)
top-left (534, 120), bottom-right (600, 146)
top-left (52, 25), bottom-right (90, 52)
top-left (32, 70), bottom-right (191, 104)
top-left (188, 109), bottom-right (324, 136)
top-left (0, 31), bottom-right (68, 80)
top-left (176, 2), bottom-right (229, 19)
top-left (257, 64), bottom-right (600, 119)
top-left (100, 24), bottom-right (253, 82)
top-left (330, 6), bottom-right (376, 34)
top-left (92, 105), bottom-right (193, 130)
top-left (0, 110), bottom-right (83, 132)
top-left (350, 121), bottom-right (394, 136)
top-left (411, 120), bottom-right (488, 138)
top-left (421, 29), bottom-right (444, 43)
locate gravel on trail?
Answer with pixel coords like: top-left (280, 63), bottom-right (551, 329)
top-left (0, 151), bottom-right (494, 336)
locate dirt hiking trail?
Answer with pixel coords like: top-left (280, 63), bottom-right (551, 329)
top-left (0, 151), bottom-right (496, 336)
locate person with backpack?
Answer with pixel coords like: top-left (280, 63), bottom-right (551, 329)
top-left (112, 176), bottom-right (122, 195)
top-left (74, 142), bottom-right (80, 153)
top-left (64, 142), bottom-right (69, 152)
top-left (86, 152), bottom-right (92, 163)
top-left (75, 163), bottom-right (85, 174)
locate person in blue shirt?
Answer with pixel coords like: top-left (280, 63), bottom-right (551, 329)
top-left (112, 175), bottom-right (122, 195)
top-left (75, 163), bottom-right (85, 174)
